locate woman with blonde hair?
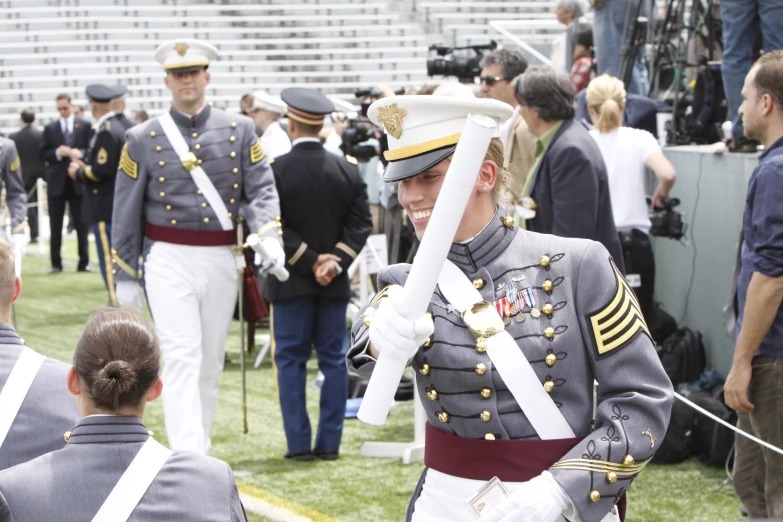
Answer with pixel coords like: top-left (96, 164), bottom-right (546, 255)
top-left (0, 307), bottom-right (247, 521)
top-left (586, 74), bottom-right (676, 319)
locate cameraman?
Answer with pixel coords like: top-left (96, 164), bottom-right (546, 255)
top-left (586, 74), bottom-right (676, 319)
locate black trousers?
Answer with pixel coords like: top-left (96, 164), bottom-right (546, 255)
top-left (48, 181), bottom-right (88, 269)
top-left (26, 188), bottom-right (38, 242)
top-left (619, 228), bottom-right (655, 321)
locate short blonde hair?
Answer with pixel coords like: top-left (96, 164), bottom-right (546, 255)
top-left (485, 138), bottom-right (510, 204)
top-left (586, 74), bottom-right (626, 133)
top-left (0, 240), bottom-right (15, 311)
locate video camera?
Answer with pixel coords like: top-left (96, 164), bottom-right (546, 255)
top-left (648, 197), bottom-right (686, 240)
top-left (426, 41), bottom-right (498, 81)
top-left (339, 88), bottom-right (392, 162)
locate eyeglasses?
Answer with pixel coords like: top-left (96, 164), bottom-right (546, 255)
top-left (480, 76), bottom-right (510, 86)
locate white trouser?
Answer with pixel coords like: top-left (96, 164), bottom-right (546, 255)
top-left (411, 469), bottom-right (620, 522)
top-left (144, 241), bottom-right (238, 455)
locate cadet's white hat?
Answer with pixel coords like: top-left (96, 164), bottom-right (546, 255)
top-left (154, 39), bottom-right (218, 73)
top-left (367, 95), bottom-right (513, 182)
top-left (252, 91), bottom-right (286, 114)
top-left (329, 97), bottom-right (361, 117)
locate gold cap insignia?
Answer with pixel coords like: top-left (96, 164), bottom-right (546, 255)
top-left (376, 104), bottom-right (407, 139)
top-left (173, 42), bottom-right (189, 57)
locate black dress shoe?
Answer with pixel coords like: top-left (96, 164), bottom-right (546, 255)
top-left (77, 265), bottom-right (94, 273)
top-left (314, 449), bottom-right (339, 461)
top-left (283, 451), bottom-right (314, 462)
top-left (49, 267), bottom-right (63, 274)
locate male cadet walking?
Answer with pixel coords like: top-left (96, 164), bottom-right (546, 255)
top-left (265, 87), bottom-right (372, 461)
top-left (111, 39), bottom-right (284, 455)
top-left (68, 84), bottom-right (127, 305)
top-left (0, 137), bottom-right (27, 258)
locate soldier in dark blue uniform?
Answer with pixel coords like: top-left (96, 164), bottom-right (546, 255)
top-left (68, 84), bottom-right (128, 305)
top-left (265, 87), bottom-right (372, 461)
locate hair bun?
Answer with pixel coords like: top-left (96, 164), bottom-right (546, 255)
top-left (92, 360), bottom-right (138, 409)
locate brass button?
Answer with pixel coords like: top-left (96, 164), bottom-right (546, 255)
top-left (197, 159), bottom-right (203, 165)
top-left (484, 433), bottom-right (496, 441)
top-left (423, 336), bottom-right (433, 347)
top-left (201, 202), bottom-right (207, 208)
top-left (197, 190), bottom-right (202, 195)
top-left (194, 144), bottom-right (201, 151)
top-left (92, 189), bottom-right (98, 194)
top-left (473, 278), bottom-right (485, 289)
top-left (502, 216), bottom-right (514, 228)
top-left (545, 353), bottom-right (557, 367)
top-left (233, 183), bottom-right (239, 189)
top-left (229, 198), bottom-right (236, 204)
top-left (427, 388), bottom-right (438, 400)
top-left (227, 212), bottom-right (232, 218)
top-left (112, 269), bottom-right (117, 275)
top-left (171, 219), bottom-right (177, 225)
top-left (419, 363), bottom-right (431, 376)
top-left (362, 307), bottom-right (375, 327)
top-left (544, 327), bottom-right (555, 340)
top-left (539, 255), bottom-right (551, 268)
top-left (438, 411), bottom-right (449, 423)
top-left (233, 167), bottom-right (239, 174)
top-left (203, 217), bottom-right (209, 223)
top-left (480, 410), bottom-right (491, 422)
top-left (111, 249), bottom-right (117, 254)
top-left (589, 490), bottom-right (601, 503)
top-left (158, 160), bottom-right (165, 167)
top-left (148, 430), bottom-right (155, 438)
top-left (158, 176), bottom-right (165, 182)
top-left (542, 279), bottom-right (554, 293)
top-left (475, 339), bottom-right (486, 353)
top-left (623, 455), bottom-right (635, 466)
top-left (155, 145), bottom-right (162, 152)
top-left (159, 191), bottom-right (165, 198)
top-left (475, 363), bottom-right (487, 375)
top-left (166, 205), bottom-right (172, 211)
top-left (544, 380), bottom-right (555, 392)
top-left (426, 311), bottom-right (434, 320)
top-left (606, 471), bottom-right (618, 483)
top-left (543, 303), bottom-right (554, 316)
top-left (191, 132), bottom-right (198, 138)
top-left (63, 431), bottom-right (71, 442)
top-left (230, 151), bottom-right (237, 158)
top-left (150, 131), bottom-right (156, 137)
top-left (230, 136), bottom-right (236, 143)
top-left (480, 387), bottom-right (491, 399)
top-left (231, 122), bottom-right (237, 128)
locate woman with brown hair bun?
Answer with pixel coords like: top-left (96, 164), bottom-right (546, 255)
top-left (0, 307), bottom-right (247, 522)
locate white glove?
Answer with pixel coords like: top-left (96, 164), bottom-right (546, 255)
top-left (481, 472), bottom-right (573, 522)
top-left (115, 281), bottom-right (145, 308)
top-left (368, 284), bottom-right (434, 360)
top-left (258, 236), bottom-right (285, 273)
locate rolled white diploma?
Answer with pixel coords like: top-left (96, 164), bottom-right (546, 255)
top-left (358, 113), bottom-right (498, 426)
top-left (246, 233), bottom-right (289, 282)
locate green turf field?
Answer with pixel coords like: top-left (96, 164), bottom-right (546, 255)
top-left (16, 239), bottom-right (744, 521)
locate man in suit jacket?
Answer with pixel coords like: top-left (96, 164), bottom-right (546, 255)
top-left (9, 110), bottom-right (45, 244)
top-left (515, 66), bottom-right (624, 270)
top-left (0, 239), bottom-right (80, 470)
top-left (480, 49), bottom-right (536, 199)
top-left (38, 93), bottom-right (91, 274)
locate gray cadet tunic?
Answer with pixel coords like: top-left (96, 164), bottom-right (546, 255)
top-left (348, 211), bottom-right (674, 522)
top-left (0, 416), bottom-right (247, 522)
top-left (0, 324), bottom-right (80, 471)
top-left (0, 138), bottom-right (28, 235)
top-left (111, 105), bottom-right (281, 281)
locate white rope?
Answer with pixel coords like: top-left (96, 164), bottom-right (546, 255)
top-left (674, 391), bottom-right (783, 456)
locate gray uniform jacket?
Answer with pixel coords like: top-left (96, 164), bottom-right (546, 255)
top-left (0, 139), bottom-right (28, 234)
top-left (111, 105), bottom-right (281, 282)
top-left (0, 416), bottom-right (247, 522)
top-left (347, 212), bottom-right (673, 522)
top-left (0, 323), bottom-right (79, 471)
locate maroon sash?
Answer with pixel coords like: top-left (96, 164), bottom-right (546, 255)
top-left (424, 423), bottom-right (626, 520)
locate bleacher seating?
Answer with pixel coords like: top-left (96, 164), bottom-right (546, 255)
top-left (0, 0), bottom-right (566, 133)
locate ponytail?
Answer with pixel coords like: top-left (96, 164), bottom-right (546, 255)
top-left (586, 74), bottom-right (626, 134)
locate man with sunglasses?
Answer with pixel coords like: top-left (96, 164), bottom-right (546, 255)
top-left (479, 49), bottom-right (536, 202)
